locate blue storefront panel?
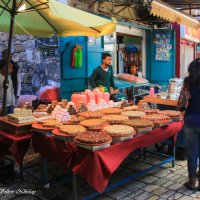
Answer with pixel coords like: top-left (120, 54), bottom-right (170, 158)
top-left (59, 36), bottom-right (104, 100)
top-left (146, 29), bottom-right (176, 85)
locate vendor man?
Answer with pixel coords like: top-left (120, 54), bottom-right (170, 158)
top-left (89, 53), bottom-right (118, 93)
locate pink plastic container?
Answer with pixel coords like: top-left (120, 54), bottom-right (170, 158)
top-left (85, 92), bottom-right (95, 102)
top-left (95, 92), bottom-right (104, 103)
top-left (71, 93), bottom-right (87, 106)
top-left (150, 87), bottom-right (155, 97)
top-left (103, 92), bottom-right (110, 102)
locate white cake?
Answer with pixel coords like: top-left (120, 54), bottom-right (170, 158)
top-left (14, 108), bottom-right (32, 117)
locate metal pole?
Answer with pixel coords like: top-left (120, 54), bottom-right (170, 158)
top-left (72, 173), bottom-right (78, 200)
top-left (2, 0), bottom-right (16, 116)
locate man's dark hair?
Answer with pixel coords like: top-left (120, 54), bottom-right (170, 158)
top-left (102, 53), bottom-right (111, 60)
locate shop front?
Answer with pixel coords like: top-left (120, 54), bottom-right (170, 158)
top-left (175, 25), bottom-right (200, 78)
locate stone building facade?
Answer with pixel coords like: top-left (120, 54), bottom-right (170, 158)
top-left (0, 32), bottom-right (60, 96)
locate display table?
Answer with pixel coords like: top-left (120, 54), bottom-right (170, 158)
top-left (32, 121), bottom-right (183, 196)
top-left (0, 116), bottom-right (33, 178)
top-left (143, 94), bottom-right (178, 107)
top-left (0, 116), bottom-right (33, 135)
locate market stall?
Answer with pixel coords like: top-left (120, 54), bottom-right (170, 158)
top-left (0, 79), bottom-right (185, 199)
top-left (31, 120), bottom-right (183, 198)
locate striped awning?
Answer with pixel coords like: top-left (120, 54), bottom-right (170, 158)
top-left (151, 0), bottom-right (200, 29)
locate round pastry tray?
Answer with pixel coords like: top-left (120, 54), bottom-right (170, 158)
top-left (108, 121), bottom-right (127, 125)
top-left (121, 111), bottom-right (145, 118)
top-left (153, 119), bottom-right (171, 125)
top-left (135, 126), bottom-right (154, 130)
top-left (87, 122), bottom-right (110, 131)
top-left (128, 116), bottom-right (144, 120)
top-left (32, 123), bottom-right (55, 131)
top-left (74, 138), bottom-right (112, 146)
top-left (63, 121), bottom-right (75, 125)
top-left (108, 130), bottom-right (136, 137)
top-left (78, 119), bottom-right (106, 129)
top-left (52, 128), bottom-right (74, 137)
top-left (170, 116), bottom-right (182, 120)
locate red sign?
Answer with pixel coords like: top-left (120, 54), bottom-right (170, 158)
top-left (184, 26), bottom-right (200, 42)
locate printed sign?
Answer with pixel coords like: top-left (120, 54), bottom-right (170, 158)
top-left (154, 33), bottom-right (173, 61)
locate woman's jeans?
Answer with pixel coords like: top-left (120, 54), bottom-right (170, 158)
top-left (185, 126), bottom-right (200, 178)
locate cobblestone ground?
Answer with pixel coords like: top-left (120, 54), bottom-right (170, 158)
top-left (0, 146), bottom-right (199, 200)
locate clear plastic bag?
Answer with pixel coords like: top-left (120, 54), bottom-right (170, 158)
top-left (167, 78), bottom-right (183, 100)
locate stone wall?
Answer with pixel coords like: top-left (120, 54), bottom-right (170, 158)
top-left (0, 32), bottom-right (60, 96)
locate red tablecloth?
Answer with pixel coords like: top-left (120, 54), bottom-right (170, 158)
top-left (32, 121), bottom-right (183, 193)
top-left (0, 131), bottom-right (32, 164)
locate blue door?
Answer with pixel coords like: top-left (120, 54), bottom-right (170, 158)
top-left (87, 37), bottom-right (104, 78)
top-left (59, 36), bottom-right (104, 100)
top-left (146, 29), bottom-right (176, 85)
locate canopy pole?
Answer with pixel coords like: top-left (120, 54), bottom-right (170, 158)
top-left (2, 0), bottom-right (16, 116)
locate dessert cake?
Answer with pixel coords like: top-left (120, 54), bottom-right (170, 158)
top-left (125, 119), bottom-right (154, 129)
top-left (103, 125), bottom-right (135, 137)
top-left (100, 108), bottom-right (123, 115)
top-left (39, 119), bottom-right (61, 127)
top-left (121, 111), bottom-right (146, 118)
top-left (102, 115), bottom-right (128, 124)
top-left (60, 125), bottom-right (86, 135)
top-left (74, 131), bottom-right (112, 145)
top-left (123, 105), bottom-right (138, 111)
top-left (7, 108), bottom-right (34, 124)
top-left (67, 116), bottom-right (85, 125)
top-left (79, 111), bottom-right (104, 119)
top-left (142, 109), bottom-right (160, 115)
top-left (158, 110), bottom-right (181, 118)
top-left (33, 112), bottom-right (49, 118)
top-left (79, 119), bottom-right (106, 129)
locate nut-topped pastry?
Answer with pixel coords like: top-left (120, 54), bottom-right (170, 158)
top-left (67, 105), bottom-right (77, 115)
top-left (103, 125), bottom-right (135, 137)
top-left (142, 109), bottom-right (160, 115)
top-left (67, 116), bottom-right (85, 125)
top-left (121, 111), bottom-right (146, 118)
top-left (79, 111), bottom-right (104, 119)
top-left (102, 115), bottom-right (128, 124)
top-left (74, 132), bottom-right (112, 145)
top-left (123, 105), bottom-right (138, 111)
top-left (100, 108), bottom-right (123, 115)
top-left (158, 110), bottom-right (181, 118)
top-left (60, 125), bottom-right (86, 135)
top-left (125, 119), bottom-right (154, 129)
top-left (43, 120), bottom-right (61, 127)
top-left (143, 114), bottom-right (171, 122)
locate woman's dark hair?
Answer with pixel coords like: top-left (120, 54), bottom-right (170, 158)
top-left (102, 53), bottom-right (111, 60)
top-left (183, 58), bottom-right (200, 91)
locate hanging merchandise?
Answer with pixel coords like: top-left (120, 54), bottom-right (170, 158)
top-left (71, 45), bottom-right (83, 68)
